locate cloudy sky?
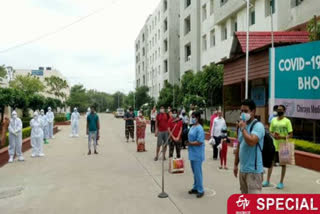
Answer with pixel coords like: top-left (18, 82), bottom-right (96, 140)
top-left (0, 0), bottom-right (160, 94)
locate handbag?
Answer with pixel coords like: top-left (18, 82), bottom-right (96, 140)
top-left (169, 158), bottom-right (184, 173)
top-left (279, 137), bottom-right (295, 165)
top-left (209, 137), bottom-right (216, 145)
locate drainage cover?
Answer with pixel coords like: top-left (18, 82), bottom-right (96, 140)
top-left (0, 186), bottom-right (24, 199)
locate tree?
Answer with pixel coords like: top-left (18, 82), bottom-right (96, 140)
top-left (307, 16), bottom-right (320, 41)
top-left (112, 91), bottom-right (126, 110)
top-left (0, 88), bottom-right (13, 123)
top-left (135, 86), bottom-right (152, 109)
top-left (44, 76), bottom-right (69, 100)
top-left (10, 74), bottom-right (45, 95)
top-left (157, 82), bottom-right (174, 108)
top-left (29, 94), bottom-right (45, 111)
top-left (66, 85), bottom-right (89, 113)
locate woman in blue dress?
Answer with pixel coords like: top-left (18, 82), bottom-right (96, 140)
top-left (187, 111), bottom-right (205, 198)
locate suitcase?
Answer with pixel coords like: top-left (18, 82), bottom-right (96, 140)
top-left (169, 158), bottom-right (184, 174)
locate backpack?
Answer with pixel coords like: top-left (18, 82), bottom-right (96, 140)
top-left (250, 120), bottom-right (276, 169)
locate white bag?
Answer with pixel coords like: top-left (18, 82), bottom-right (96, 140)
top-left (209, 137), bottom-right (216, 145)
top-left (217, 143), bottom-right (222, 151)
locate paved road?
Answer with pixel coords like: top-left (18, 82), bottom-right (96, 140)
top-left (0, 114), bottom-right (319, 214)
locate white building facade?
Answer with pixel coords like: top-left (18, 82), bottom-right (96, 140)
top-left (136, 0), bottom-right (320, 99)
top-left (135, 0), bottom-right (180, 100)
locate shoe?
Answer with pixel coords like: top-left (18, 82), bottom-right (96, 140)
top-left (188, 189), bottom-right (198, 194)
top-left (262, 181), bottom-right (270, 187)
top-left (31, 154), bottom-right (36, 158)
top-left (132, 139), bottom-right (135, 142)
top-left (18, 156), bottom-right (24, 161)
top-left (163, 157), bottom-right (167, 161)
top-left (276, 183), bottom-right (284, 189)
top-left (94, 150), bottom-right (98, 154)
top-left (224, 166), bottom-right (228, 170)
top-left (154, 157), bottom-right (158, 161)
top-left (219, 166), bottom-right (223, 170)
top-left (75, 135), bottom-right (79, 137)
top-left (197, 192), bottom-right (205, 198)
top-left (8, 156), bottom-right (14, 163)
top-left (39, 153), bottom-right (45, 157)
top-left (88, 150), bottom-right (91, 155)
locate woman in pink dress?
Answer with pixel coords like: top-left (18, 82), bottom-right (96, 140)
top-left (136, 111), bottom-right (147, 152)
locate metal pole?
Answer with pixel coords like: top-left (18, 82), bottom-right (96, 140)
top-left (269, 0), bottom-right (276, 116)
top-left (158, 147), bottom-right (168, 198)
top-left (245, 0), bottom-right (250, 99)
top-left (270, 0), bottom-right (274, 49)
top-left (118, 93), bottom-right (119, 108)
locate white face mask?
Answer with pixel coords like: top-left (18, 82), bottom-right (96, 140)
top-left (138, 113), bottom-right (142, 117)
top-left (240, 112), bottom-right (251, 122)
top-left (160, 109), bottom-right (165, 113)
top-left (172, 114), bottom-right (177, 118)
top-left (273, 111), bottom-right (278, 117)
top-left (12, 115), bottom-right (17, 119)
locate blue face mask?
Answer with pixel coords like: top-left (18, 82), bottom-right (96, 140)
top-left (191, 118), bottom-right (197, 125)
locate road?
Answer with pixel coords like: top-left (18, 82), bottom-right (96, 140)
top-left (0, 114), bottom-right (319, 214)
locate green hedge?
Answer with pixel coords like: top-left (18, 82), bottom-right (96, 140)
top-left (54, 116), bottom-right (67, 123)
top-left (1, 127), bottom-right (32, 149)
top-left (292, 139), bottom-right (320, 155)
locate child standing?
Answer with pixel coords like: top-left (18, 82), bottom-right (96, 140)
top-left (219, 127), bottom-right (230, 169)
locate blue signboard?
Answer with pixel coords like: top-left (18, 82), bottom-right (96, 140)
top-left (31, 70), bottom-right (44, 76)
top-left (271, 41), bottom-right (320, 119)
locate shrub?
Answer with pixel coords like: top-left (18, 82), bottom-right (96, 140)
top-left (54, 116), bottom-right (67, 123)
top-left (292, 139), bottom-right (320, 155)
top-left (2, 127), bottom-right (32, 149)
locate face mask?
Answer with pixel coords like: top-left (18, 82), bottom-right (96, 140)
top-left (13, 115), bottom-right (17, 119)
top-left (191, 118), bottom-right (197, 125)
top-left (273, 111), bottom-right (278, 117)
top-left (139, 113), bottom-right (142, 117)
top-left (277, 111), bottom-right (284, 117)
top-left (240, 112), bottom-right (251, 122)
top-left (160, 109), bottom-right (165, 113)
top-left (172, 114), bottom-right (177, 118)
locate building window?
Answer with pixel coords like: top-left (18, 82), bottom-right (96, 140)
top-left (158, 29), bottom-right (160, 40)
top-left (164, 18), bottom-right (168, 32)
top-left (164, 0), bottom-right (168, 11)
top-left (265, 0), bottom-right (275, 16)
top-left (155, 51), bottom-right (157, 60)
top-left (164, 60), bottom-right (168, 73)
top-left (142, 34), bottom-right (145, 41)
top-left (143, 75), bottom-right (145, 85)
top-left (142, 62), bottom-right (144, 71)
top-left (158, 66), bottom-right (161, 75)
top-left (202, 35), bottom-right (207, 51)
top-left (221, 24), bottom-right (227, 41)
top-left (185, 43), bottom-right (191, 62)
top-left (142, 48), bottom-right (145, 56)
top-left (210, 0), bottom-right (214, 15)
top-left (158, 48), bottom-right (161, 57)
top-left (185, 0), bottom-right (191, 8)
top-left (220, 0), bottom-right (228, 7)
top-left (291, 0), bottom-right (304, 7)
top-left (231, 18), bottom-right (237, 35)
top-left (202, 4), bottom-right (207, 22)
top-left (210, 29), bottom-right (216, 47)
top-left (164, 39), bottom-right (168, 52)
top-left (250, 7), bottom-right (255, 26)
top-left (184, 16), bottom-right (191, 35)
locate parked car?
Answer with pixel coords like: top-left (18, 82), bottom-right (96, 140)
top-left (115, 108), bottom-right (125, 118)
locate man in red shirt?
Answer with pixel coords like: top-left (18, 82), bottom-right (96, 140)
top-left (155, 106), bottom-right (170, 161)
top-left (168, 109), bottom-right (183, 159)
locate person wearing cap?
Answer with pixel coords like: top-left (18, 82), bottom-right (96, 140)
top-left (30, 111), bottom-right (45, 157)
top-left (8, 111), bottom-right (24, 163)
top-left (71, 107), bottom-right (80, 137)
top-left (46, 107), bottom-right (55, 139)
top-left (40, 109), bottom-right (49, 144)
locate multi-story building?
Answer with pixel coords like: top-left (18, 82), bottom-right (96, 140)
top-left (136, 0), bottom-right (320, 100)
top-left (135, 0), bottom-right (180, 99)
top-left (14, 67), bottom-right (70, 100)
top-left (201, 0), bottom-right (320, 65)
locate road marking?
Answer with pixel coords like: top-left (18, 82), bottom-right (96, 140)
top-left (204, 187), bottom-right (216, 197)
top-left (316, 179), bottom-right (320, 185)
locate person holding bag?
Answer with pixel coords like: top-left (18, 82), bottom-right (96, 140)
top-left (262, 105), bottom-right (293, 190)
top-left (168, 109), bottom-right (183, 159)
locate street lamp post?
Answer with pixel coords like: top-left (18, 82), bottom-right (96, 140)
top-left (245, 0), bottom-right (250, 99)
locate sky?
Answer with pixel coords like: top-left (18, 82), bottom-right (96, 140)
top-left (0, 0), bottom-right (160, 94)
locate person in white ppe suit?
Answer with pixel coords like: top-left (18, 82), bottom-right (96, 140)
top-left (30, 111), bottom-right (45, 157)
top-left (70, 107), bottom-right (80, 137)
top-left (8, 111), bottom-right (24, 163)
top-left (46, 107), bottom-right (55, 139)
top-left (40, 109), bottom-right (49, 144)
